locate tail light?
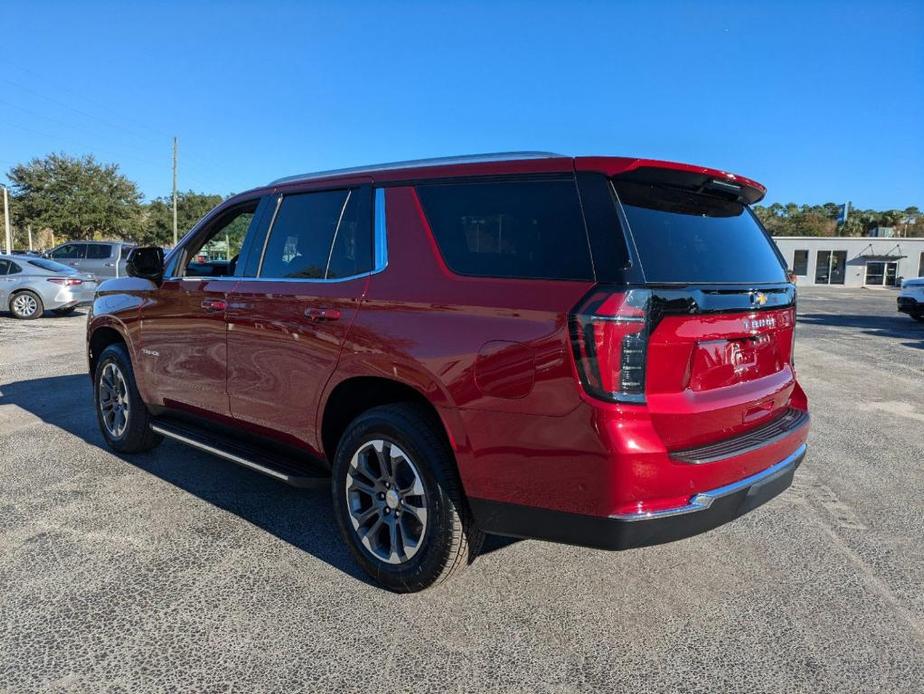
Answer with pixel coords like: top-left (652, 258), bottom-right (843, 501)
top-left (47, 277), bottom-right (83, 286)
top-left (569, 288), bottom-right (651, 403)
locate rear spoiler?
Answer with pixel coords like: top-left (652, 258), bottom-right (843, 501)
top-left (575, 157), bottom-right (766, 205)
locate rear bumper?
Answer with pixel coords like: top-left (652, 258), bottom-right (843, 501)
top-left (469, 443), bottom-right (806, 551)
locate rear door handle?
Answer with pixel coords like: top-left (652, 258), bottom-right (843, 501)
top-left (201, 298), bottom-right (227, 313)
top-left (305, 307), bottom-right (342, 322)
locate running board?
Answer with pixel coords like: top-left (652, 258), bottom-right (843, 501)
top-left (150, 419), bottom-right (329, 488)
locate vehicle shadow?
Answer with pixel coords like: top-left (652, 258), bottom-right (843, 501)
top-left (0, 373), bottom-right (516, 586)
top-left (0, 308), bottom-right (88, 320)
top-left (798, 312), bottom-right (924, 350)
top-left (0, 373), bottom-right (376, 583)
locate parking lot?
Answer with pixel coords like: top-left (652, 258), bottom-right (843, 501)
top-left (0, 287), bottom-right (922, 692)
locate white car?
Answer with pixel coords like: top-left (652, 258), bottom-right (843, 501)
top-left (0, 254), bottom-right (98, 319)
top-left (897, 277), bottom-right (924, 322)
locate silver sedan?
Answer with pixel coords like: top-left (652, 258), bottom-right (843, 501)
top-left (0, 254), bottom-right (99, 319)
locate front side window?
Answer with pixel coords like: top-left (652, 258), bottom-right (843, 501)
top-left (51, 244), bottom-right (86, 260)
top-left (182, 204), bottom-right (258, 277)
top-left (416, 178), bottom-right (593, 281)
top-left (259, 187), bottom-right (372, 280)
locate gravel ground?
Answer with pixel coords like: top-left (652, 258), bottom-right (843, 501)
top-left (0, 287), bottom-right (922, 693)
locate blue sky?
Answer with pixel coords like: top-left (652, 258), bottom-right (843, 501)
top-left (1, 1), bottom-right (921, 208)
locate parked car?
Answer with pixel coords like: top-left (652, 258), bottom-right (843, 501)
top-left (897, 277), bottom-right (924, 321)
top-left (0, 254), bottom-right (98, 319)
top-left (86, 152), bottom-right (810, 591)
top-left (45, 240), bottom-right (136, 279)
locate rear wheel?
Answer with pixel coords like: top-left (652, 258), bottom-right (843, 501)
top-left (94, 344), bottom-right (162, 453)
top-left (331, 403), bottom-right (483, 592)
top-left (10, 290), bottom-right (43, 319)
top-left (913, 314), bottom-right (924, 322)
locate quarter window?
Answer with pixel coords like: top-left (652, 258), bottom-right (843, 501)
top-left (416, 178), bottom-right (593, 281)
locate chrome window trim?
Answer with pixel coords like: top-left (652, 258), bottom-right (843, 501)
top-left (374, 187), bottom-right (388, 273)
top-left (610, 443), bottom-right (806, 522)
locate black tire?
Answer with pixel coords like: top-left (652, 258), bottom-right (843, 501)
top-left (913, 314), bottom-right (924, 323)
top-left (55, 306), bottom-right (78, 316)
top-left (9, 290), bottom-right (44, 319)
top-left (93, 343), bottom-right (162, 453)
top-left (331, 403), bottom-right (484, 592)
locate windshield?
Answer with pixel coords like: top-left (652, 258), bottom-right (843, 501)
top-left (614, 181), bottom-right (787, 284)
top-left (27, 258), bottom-right (77, 274)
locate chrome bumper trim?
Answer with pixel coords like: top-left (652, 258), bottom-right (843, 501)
top-left (610, 443), bottom-right (806, 522)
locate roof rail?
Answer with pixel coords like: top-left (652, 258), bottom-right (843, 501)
top-left (269, 151), bottom-right (566, 185)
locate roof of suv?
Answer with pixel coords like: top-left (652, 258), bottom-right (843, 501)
top-left (266, 152), bottom-right (767, 203)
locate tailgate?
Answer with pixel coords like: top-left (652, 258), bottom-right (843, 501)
top-left (646, 306), bottom-right (797, 450)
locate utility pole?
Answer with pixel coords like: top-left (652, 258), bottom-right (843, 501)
top-left (2, 185), bottom-right (11, 255)
top-left (27, 225), bottom-right (33, 251)
top-left (172, 136), bottom-right (178, 248)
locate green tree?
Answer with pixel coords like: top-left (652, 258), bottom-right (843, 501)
top-left (7, 153), bottom-right (143, 241)
top-left (143, 191), bottom-right (223, 246)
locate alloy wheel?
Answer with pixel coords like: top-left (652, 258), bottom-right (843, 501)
top-left (12, 293), bottom-right (38, 317)
top-left (98, 362), bottom-right (130, 438)
top-left (345, 439), bottom-right (428, 565)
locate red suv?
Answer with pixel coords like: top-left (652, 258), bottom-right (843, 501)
top-left (87, 152), bottom-right (809, 592)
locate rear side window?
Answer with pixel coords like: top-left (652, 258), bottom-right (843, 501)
top-left (326, 188), bottom-right (372, 279)
top-left (416, 179), bottom-right (593, 281)
top-left (614, 181), bottom-right (787, 284)
top-left (261, 191), bottom-right (347, 279)
top-left (260, 187), bottom-right (372, 280)
top-left (85, 244), bottom-right (112, 259)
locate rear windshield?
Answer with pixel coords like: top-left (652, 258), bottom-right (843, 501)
top-left (27, 258), bottom-right (77, 273)
top-left (416, 179), bottom-right (593, 281)
top-left (614, 181), bottom-right (787, 284)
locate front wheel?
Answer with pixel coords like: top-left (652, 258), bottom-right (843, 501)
top-left (94, 344), bottom-right (162, 453)
top-left (331, 403), bottom-right (483, 592)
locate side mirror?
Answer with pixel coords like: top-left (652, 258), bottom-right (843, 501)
top-left (126, 246), bottom-right (165, 283)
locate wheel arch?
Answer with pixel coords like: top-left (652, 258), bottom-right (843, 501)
top-left (87, 322), bottom-right (131, 381)
top-left (320, 375), bottom-right (468, 472)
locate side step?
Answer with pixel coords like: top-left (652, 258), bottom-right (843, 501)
top-left (150, 418), bottom-right (329, 488)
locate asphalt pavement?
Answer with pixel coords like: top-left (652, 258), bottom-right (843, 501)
top-left (0, 286), bottom-right (922, 693)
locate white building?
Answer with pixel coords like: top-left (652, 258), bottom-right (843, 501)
top-left (772, 236), bottom-right (924, 287)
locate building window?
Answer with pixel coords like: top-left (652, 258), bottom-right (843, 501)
top-left (793, 250), bottom-right (808, 276)
top-left (919, 252), bottom-right (924, 277)
top-left (815, 250), bottom-right (846, 285)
